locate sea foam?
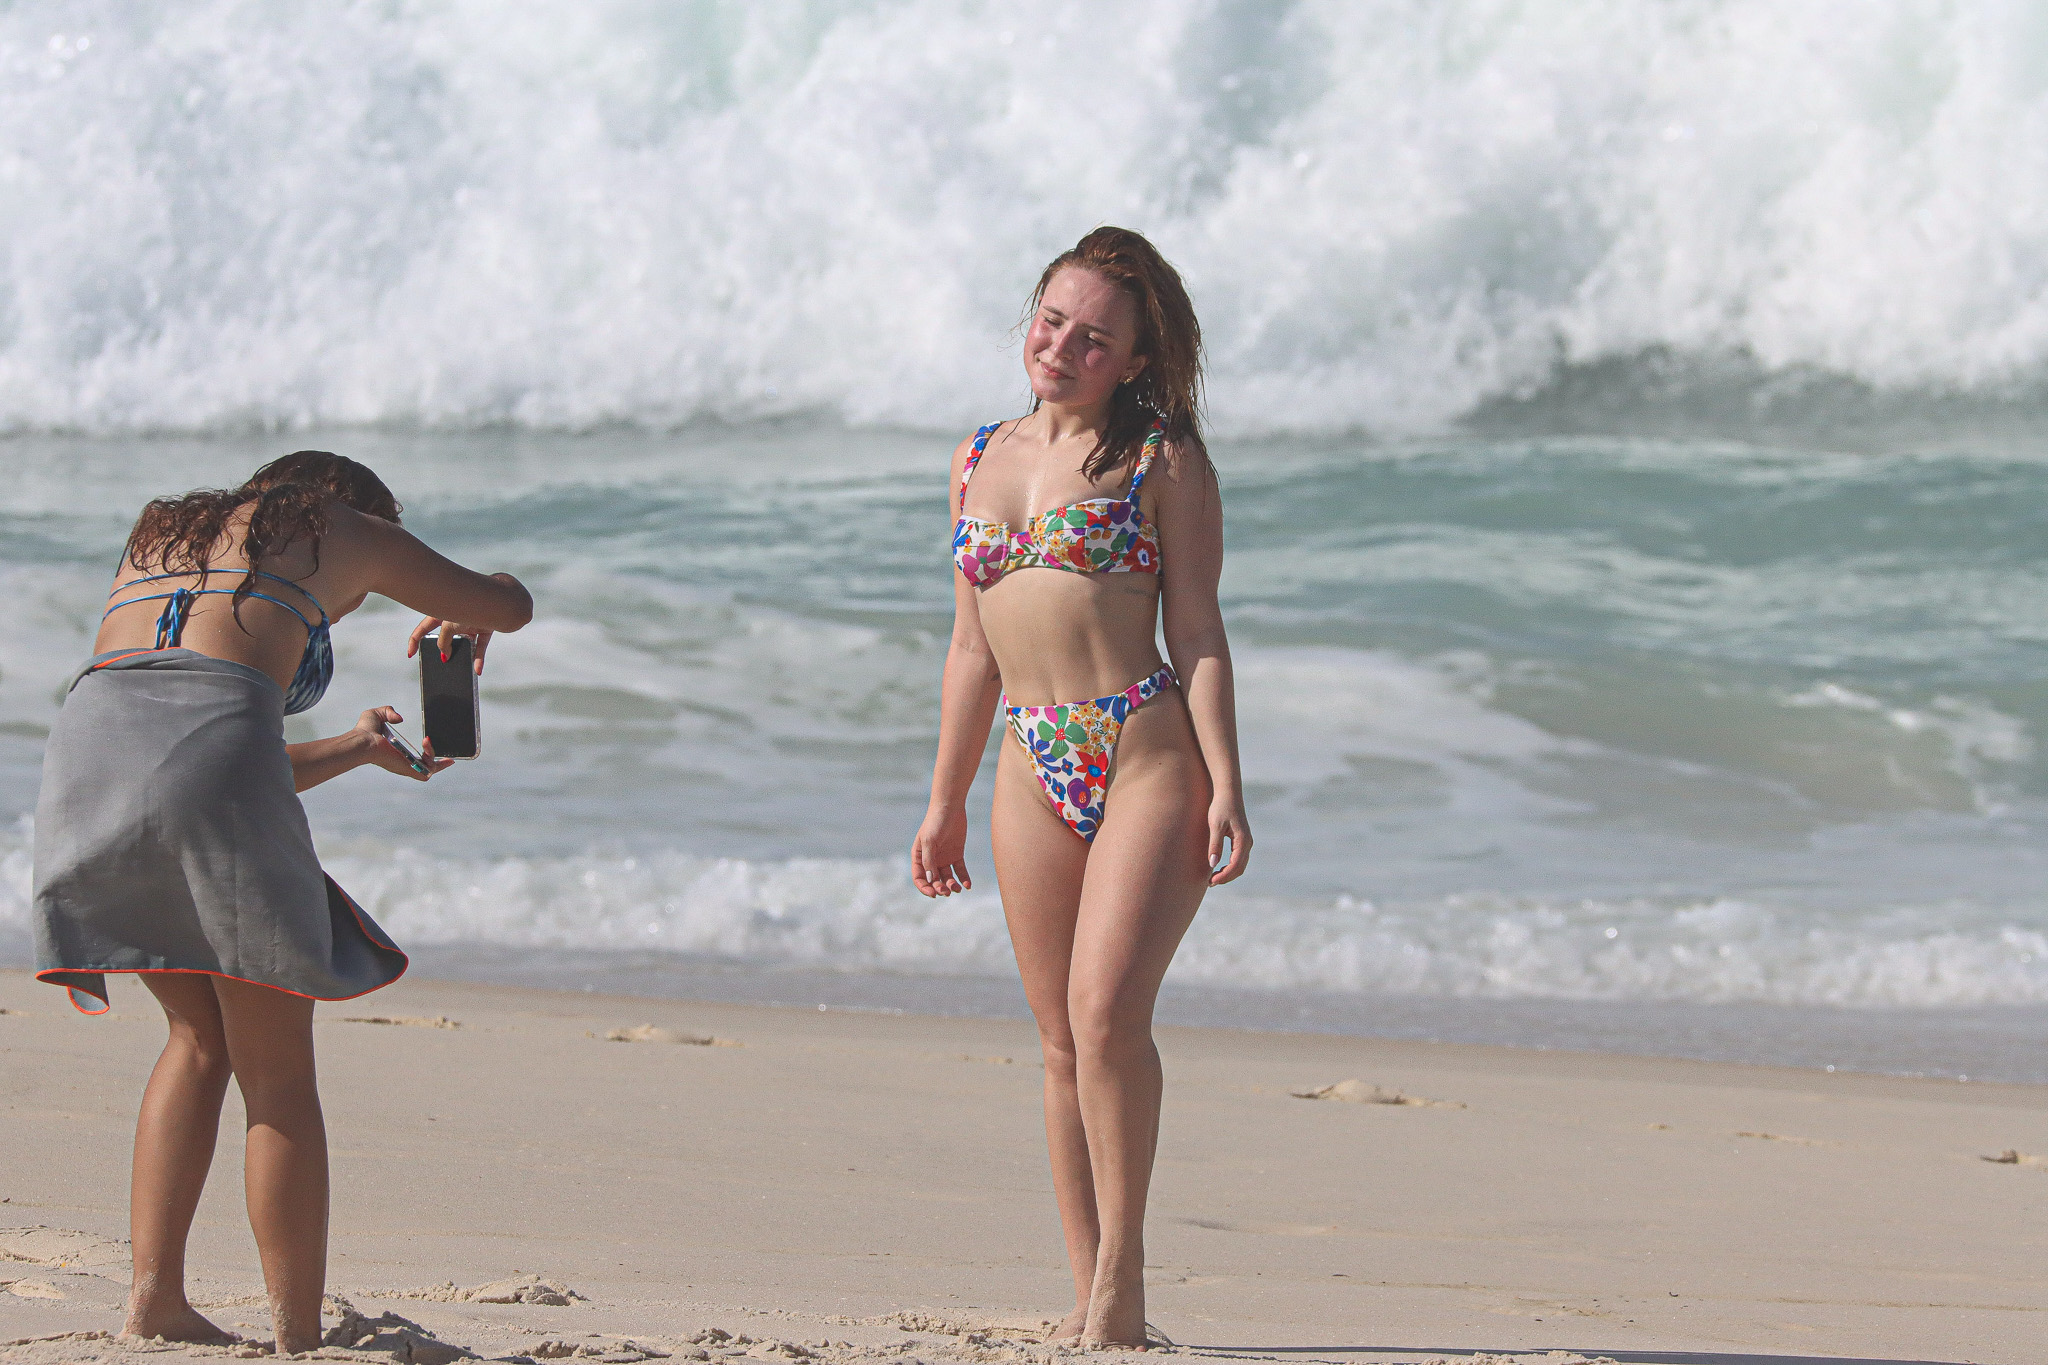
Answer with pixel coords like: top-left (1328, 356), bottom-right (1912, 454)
top-left (2, 818), bottom-right (2043, 1010)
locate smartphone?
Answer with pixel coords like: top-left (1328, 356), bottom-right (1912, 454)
top-left (383, 725), bottom-right (431, 775)
top-left (420, 635), bottom-right (480, 759)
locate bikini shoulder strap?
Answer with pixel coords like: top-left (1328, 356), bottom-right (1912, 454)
top-left (1127, 421), bottom-right (1167, 501)
top-left (959, 422), bottom-right (1000, 501)
top-left (250, 570), bottom-right (330, 624)
top-left (108, 569), bottom-right (327, 625)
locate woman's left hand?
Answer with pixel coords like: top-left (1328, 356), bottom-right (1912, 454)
top-left (407, 617), bottom-right (495, 673)
top-left (1207, 798), bottom-right (1252, 885)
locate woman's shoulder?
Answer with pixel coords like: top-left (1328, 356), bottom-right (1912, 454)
top-left (296, 500), bottom-right (417, 582)
top-left (951, 419), bottom-right (1010, 474)
top-left (1147, 430), bottom-right (1214, 484)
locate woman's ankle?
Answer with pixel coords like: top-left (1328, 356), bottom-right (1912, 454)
top-left (125, 1272), bottom-right (187, 1325)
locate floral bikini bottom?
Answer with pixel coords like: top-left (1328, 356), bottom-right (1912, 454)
top-left (1003, 665), bottom-right (1179, 842)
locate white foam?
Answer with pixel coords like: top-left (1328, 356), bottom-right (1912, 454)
top-left (5, 2), bottom-right (2048, 435)
top-left (1180, 891), bottom-right (2048, 1008)
top-left (3, 817), bottom-right (2042, 1009)
top-left (0, 817), bottom-right (30, 933)
top-left (323, 843), bottom-right (1019, 975)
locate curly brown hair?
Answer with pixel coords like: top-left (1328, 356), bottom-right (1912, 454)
top-left (123, 451), bottom-right (401, 629)
top-left (1025, 226), bottom-right (1208, 482)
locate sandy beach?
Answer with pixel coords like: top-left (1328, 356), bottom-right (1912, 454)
top-left (1, 968), bottom-right (2043, 1365)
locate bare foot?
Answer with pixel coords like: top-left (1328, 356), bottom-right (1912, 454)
top-left (123, 1303), bottom-right (240, 1345)
top-left (1047, 1306), bottom-right (1089, 1340)
top-left (1082, 1271), bottom-right (1149, 1349)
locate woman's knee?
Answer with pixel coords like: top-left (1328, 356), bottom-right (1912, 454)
top-left (151, 989), bottom-right (232, 1080)
top-left (227, 1039), bottom-right (320, 1117)
top-left (164, 1021), bottom-right (233, 1084)
top-left (1036, 1022), bottom-right (1080, 1081)
top-left (234, 1066), bottom-right (323, 1127)
top-left (1066, 985), bottom-right (1154, 1067)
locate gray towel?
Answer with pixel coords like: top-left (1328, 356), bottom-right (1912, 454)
top-left (32, 648), bottom-right (406, 1013)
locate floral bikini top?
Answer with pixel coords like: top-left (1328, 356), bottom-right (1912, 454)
top-left (953, 421), bottom-right (1164, 585)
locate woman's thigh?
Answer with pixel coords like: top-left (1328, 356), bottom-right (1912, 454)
top-left (143, 973), bottom-right (229, 1046)
top-left (1071, 697), bottom-right (1213, 1023)
top-left (208, 977), bottom-right (318, 1101)
top-left (991, 738), bottom-right (1092, 1034)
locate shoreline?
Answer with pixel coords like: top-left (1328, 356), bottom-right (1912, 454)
top-left (5, 969), bottom-right (2046, 1364)
top-left (8, 937), bottom-right (2048, 1087)
top-left (397, 944), bottom-right (2048, 1086)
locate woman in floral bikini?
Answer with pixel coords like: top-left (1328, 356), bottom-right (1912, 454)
top-left (911, 227), bottom-right (1252, 1347)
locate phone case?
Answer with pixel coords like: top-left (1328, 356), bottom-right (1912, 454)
top-left (420, 637), bottom-right (482, 760)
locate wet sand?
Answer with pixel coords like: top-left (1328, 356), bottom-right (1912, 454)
top-left (2, 969), bottom-right (2044, 1365)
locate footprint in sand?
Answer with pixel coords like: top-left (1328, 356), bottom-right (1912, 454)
top-left (868, 1312), bottom-right (972, 1334)
top-left (321, 1299), bottom-right (468, 1364)
top-left (1291, 1079), bottom-right (1466, 1109)
top-left (0, 1332), bottom-right (112, 1350)
top-left (1733, 1131), bottom-right (1834, 1146)
top-left (1983, 1149), bottom-right (2048, 1168)
top-left (1176, 1216), bottom-right (1337, 1237)
top-left (462, 1273), bottom-right (585, 1306)
top-left (0, 1226), bottom-right (131, 1273)
top-left (4, 1279), bottom-right (65, 1299)
top-left (371, 1272), bottom-right (585, 1305)
top-left (340, 1015), bottom-right (462, 1029)
top-left (598, 1024), bottom-right (738, 1046)
top-left (533, 1341), bottom-right (668, 1361)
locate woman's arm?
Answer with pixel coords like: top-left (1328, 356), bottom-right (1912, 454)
top-left (911, 436), bottom-right (1004, 898)
top-left (1155, 447), bottom-right (1252, 885)
top-left (324, 507), bottom-right (535, 671)
top-left (286, 707), bottom-right (454, 792)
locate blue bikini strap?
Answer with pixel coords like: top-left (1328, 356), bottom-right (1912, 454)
top-left (105, 569), bottom-right (327, 651)
top-left (107, 588), bottom-right (320, 645)
top-left (116, 569), bottom-right (329, 621)
top-left (149, 588), bottom-right (196, 650)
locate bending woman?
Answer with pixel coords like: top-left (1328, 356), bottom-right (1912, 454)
top-left (911, 228), bottom-right (1251, 1346)
top-left (32, 452), bottom-right (532, 1353)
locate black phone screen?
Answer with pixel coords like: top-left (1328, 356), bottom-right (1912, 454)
top-left (420, 635), bottom-right (480, 759)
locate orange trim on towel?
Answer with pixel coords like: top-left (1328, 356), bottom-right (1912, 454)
top-left (85, 648), bottom-right (180, 670)
top-left (37, 961), bottom-right (409, 1014)
top-left (37, 888), bottom-right (409, 1016)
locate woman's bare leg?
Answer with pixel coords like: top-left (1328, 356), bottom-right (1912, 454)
top-left (128, 975), bottom-right (237, 1344)
top-left (1068, 701), bottom-right (1213, 1347)
top-left (211, 976), bottom-right (328, 1354)
top-left (990, 741), bottom-right (1097, 1337)
top-left (991, 699), bottom-right (1214, 1345)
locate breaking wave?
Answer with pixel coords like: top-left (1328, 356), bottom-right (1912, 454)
top-left (6, 1), bottom-right (2048, 435)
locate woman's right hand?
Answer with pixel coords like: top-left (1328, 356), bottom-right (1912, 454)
top-left (911, 804), bottom-right (973, 897)
top-left (354, 706), bottom-right (452, 782)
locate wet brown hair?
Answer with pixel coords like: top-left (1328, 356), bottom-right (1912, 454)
top-left (123, 451), bottom-right (401, 627)
top-left (1025, 226), bottom-right (1208, 482)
